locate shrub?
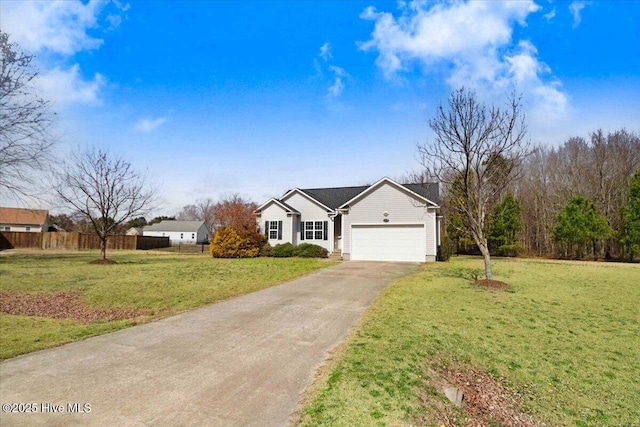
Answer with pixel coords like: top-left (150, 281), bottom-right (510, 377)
top-left (437, 235), bottom-right (452, 261)
top-left (210, 226), bottom-right (260, 258)
top-left (259, 242), bottom-right (272, 257)
top-left (497, 242), bottom-right (525, 257)
top-left (292, 243), bottom-right (328, 258)
top-left (270, 242), bottom-right (294, 257)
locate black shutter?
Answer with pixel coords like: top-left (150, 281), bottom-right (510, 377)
top-left (278, 221), bottom-right (283, 240)
top-left (323, 221), bottom-right (328, 240)
top-left (265, 221), bottom-right (269, 237)
top-left (300, 220), bottom-right (305, 240)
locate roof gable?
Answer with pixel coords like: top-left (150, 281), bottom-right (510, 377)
top-left (281, 188), bottom-right (334, 212)
top-left (0, 207), bottom-right (49, 226)
top-left (338, 177), bottom-right (439, 209)
top-left (255, 198), bottom-right (300, 214)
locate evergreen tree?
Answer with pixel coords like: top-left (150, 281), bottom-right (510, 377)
top-left (487, 193), bottom-right (524, 256)
top-left (620, 170), bottom-right (640, 261)
top-left (553, 196), bottom-right (612, 259)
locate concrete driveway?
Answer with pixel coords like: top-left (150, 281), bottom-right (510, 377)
top-left (0, 261), bottom-right (417, 426)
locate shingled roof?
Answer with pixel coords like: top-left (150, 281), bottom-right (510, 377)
top-left (298, 182), bottom-right (440, 209)
top-left (144, 220), bottom-right (206, 232)
top-left (299, 186), bottom-right (369, 210)
top-left (0, 207), bottom-right (49, 226)
top-left (401, 183), bottom-right (440, 205)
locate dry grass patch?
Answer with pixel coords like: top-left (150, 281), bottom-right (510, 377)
top-left (1, 291), bottom-right (146, 322)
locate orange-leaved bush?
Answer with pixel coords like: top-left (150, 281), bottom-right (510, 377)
top-left (209, 226), bottom-right (261, 258)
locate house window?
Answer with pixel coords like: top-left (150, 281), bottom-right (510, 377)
top-left (25, 226), bottom-right (31, 231)
top-left (192, 233), bottom-right (195, 239)
top-left (303, 221), bottom-right (327, 240)
top-left (3, 226), bottom-right (10, 231)
top-left (180, 233), bottom-right (184, 239)
top-left (269, 221), bottom-right (279, 239)
top-left (265, 220), bottom-right (282, 240)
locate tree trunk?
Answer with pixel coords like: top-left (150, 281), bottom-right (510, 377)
top-left (478, 241), bottom-right (493, 280)
top-left (100, 236), bottom-right (107, 260)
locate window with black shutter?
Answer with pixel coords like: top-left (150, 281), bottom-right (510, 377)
top-left (269, 221), bottom-right (279, 240)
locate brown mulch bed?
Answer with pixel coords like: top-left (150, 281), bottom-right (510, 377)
top-left (475, 279), bottom-right (511, 290)
top-left (0, 291), bottom-right (146, 323)
top-left (419, 364), bottom-right (543, 427)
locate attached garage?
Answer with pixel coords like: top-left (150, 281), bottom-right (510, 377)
top-left (350, 224), bottom-right (426, 262)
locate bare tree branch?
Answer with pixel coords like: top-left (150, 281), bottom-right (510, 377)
top-left (418, 88), bottom-right (529, 279)
top-left (54, 147), bottom-right (158, 260)
top-left (0, 30), bottom-right (56, 203)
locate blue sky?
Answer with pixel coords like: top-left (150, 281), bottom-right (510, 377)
top-left (2, 0), bottom-right (639, 216)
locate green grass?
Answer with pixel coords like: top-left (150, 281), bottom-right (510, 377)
top-left (0, 250), bottom-right (332, 359)
top-left (299, 257), bottom-right (640, 427)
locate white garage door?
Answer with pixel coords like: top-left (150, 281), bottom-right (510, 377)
top-left (351, 224), bottom-right (426, 262)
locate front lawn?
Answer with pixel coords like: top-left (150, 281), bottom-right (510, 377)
top-left (0, 251), bottom-right (332, 359)
top-left (299, 257), bottom-right (640, 426)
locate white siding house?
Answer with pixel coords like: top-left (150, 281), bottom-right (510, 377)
top-left (143, 220), bottom-right (210, 245)
top-left (0, 207), bottom-right (50, 232)
top-left (255, 177), bottom-right (440, 262)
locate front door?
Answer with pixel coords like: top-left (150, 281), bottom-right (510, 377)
top-left (333, 215), bottom-right (342, 251)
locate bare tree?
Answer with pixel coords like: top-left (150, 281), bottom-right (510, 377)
top-left (176, 198), bottom-right (216, 231)
top-left (0, 30), bottom-right (55, 202)
top-left (418, 88), bottom-right (528, 279)
top-left (54, 147), bottom-right (157, 261)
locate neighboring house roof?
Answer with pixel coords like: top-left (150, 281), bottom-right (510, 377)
top-left (144, 220), bottom-right (206, 232)
top-left (126, 227), bottom-right (144, 235)
top-left (0, 207), bottom-right (49, 226)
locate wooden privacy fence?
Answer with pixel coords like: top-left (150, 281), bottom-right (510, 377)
top-left (0, 232), bottom-right (169, 251)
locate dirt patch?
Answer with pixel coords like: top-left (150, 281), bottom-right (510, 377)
top-left (89, 259), bottom-right (118, 265)
top-left (0, 291), bottom-right (145, 323)
top-left (418, 364), bottom-right (542, 426)
top-left (475, 279), bottom-right (511, 290)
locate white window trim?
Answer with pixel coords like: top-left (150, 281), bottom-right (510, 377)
top-left (269, 221), bottom-right (279, 240)
top-left (304, 221), bottom-right (325, 240)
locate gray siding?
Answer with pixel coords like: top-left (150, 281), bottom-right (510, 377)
top-left (341, 182), bottom-right (437, 261)
top-left (259, 202), bottom-right (294, 245)
top-left (282, 192), bottom-right (333, 252)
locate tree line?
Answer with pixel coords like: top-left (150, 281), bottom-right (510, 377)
top-left (443, 128), bottom-right (640, 262)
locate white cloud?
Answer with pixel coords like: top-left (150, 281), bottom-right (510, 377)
top-left (326, 66), bottom-right (347, 98)
top-left (319, 42), bottom-right (332, 61)
top-left (359, 1), bottom-right (539, 77)
top-left (134, 117), bottom-right (167, 133)
top-left (36, 64), bottom-right (105, 106)
top-left (543, 7), bottom-right (556, 22)
top-left (329, 66), bottom-right (346, 77)
top-left (569, 1), bottom-right (588, 28)
top-left (0, 0), bottom-right (106, 55)
top-left (359, 1), bottom-right (568, 124)
top-left (328, 77), bottom-right (345, 98)
top-left (106, 14), bottom-right (123, 31)
top-left (316, 43), bottom-right (347, 99)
